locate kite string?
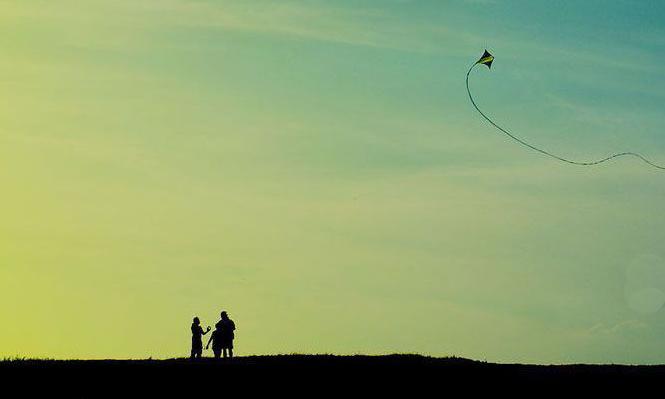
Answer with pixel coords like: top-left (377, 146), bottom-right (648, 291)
top-left (465, 63), bottom-right (665, 170)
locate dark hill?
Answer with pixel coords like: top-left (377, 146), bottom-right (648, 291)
top-left (3, 354), bottom-right (663, 396)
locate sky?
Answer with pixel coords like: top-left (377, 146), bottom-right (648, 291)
top-left (1, 0), bottom-right (665, 364)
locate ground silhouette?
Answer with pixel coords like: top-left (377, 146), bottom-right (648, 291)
top-left (3, 354), bottom-right (663, 396)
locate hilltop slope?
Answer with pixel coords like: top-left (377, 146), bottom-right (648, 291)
top-left (4, 354), bottom-right (663, 396)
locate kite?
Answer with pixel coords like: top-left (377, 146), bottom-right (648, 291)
top-left (466, 50), bottom-right (665, 170)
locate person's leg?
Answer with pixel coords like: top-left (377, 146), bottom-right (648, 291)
top-left (222, 348), bottom-right (228, 358)
top-left (192, 339), bottom-right (202, 359)
top-left (228, 348), bottom-right (233, 358)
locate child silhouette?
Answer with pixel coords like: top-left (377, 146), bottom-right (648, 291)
top-left (206, 324), bottom-right (223, 359)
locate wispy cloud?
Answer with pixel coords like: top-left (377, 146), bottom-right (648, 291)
top-left (157, 0), bottom-right (474, 53)
top-left (0, 0), bottom-right (481, 54)
top-left (587, 320), bottom-right (648, 335)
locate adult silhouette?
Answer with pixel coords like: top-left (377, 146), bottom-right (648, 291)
top-left (214, 311), bottom-right (236, 358)
top-left (190, 317), bottom-right (211, 359)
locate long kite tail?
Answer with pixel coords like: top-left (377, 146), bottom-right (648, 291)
top-left (465, 62), bottom-right (665, 170)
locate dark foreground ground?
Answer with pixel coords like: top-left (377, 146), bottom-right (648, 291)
top-left (4, 355), bottom-right (664, 396)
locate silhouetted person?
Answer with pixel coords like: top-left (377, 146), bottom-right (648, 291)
top-left (215, 311), bottom-right (236, 358)
top-left (190, 317), bottom-right (211, 359)
top-left (206, 324), bottom-right (223, 359)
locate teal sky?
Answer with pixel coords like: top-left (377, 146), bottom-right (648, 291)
top-left (1, 0), bottom-right (665, 364)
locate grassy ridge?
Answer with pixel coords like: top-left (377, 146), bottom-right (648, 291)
top-left (3, 354), bottom-right (663, 395)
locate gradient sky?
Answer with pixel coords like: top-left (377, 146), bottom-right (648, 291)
top-left (2, 0), bottom-right (665, 364)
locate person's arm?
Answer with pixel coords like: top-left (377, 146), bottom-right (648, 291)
top-left (206, 333), bottom-right (213, 349)
top-left (202, 326), bottom-right (211, 335)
